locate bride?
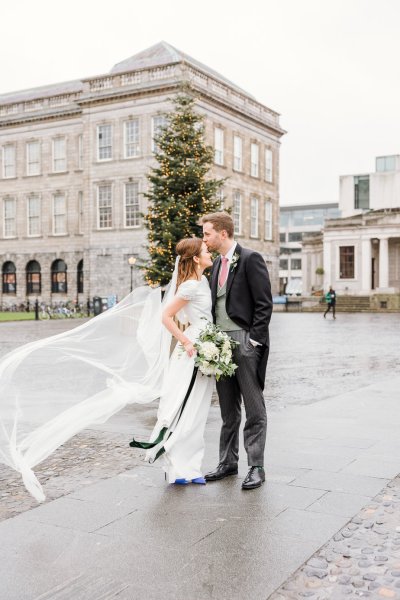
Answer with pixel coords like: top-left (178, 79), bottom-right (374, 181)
top-left (0, 237), bottom-right (214, 501)
top-left (132, 237), bottom-right (214, 485)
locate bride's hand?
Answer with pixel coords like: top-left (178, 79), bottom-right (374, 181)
top-left (183, 341), bottom-right (196, 357)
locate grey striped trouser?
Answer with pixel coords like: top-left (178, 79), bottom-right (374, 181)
top-left (216, 329), bottom-right (267, 467)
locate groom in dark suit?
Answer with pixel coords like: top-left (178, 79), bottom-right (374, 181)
top-left (202, 212), bottom-right (272, 489)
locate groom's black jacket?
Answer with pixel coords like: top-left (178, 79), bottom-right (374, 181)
top-left (210, 243), bottom-right (273, 388)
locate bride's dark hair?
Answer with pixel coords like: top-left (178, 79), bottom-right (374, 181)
top-left (176, 237), bottom-right (203, 289)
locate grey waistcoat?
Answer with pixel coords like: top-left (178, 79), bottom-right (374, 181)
top-left (215, 280), bottom-right (243, 332)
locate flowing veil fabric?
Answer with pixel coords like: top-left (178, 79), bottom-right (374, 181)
top-left (0, 260), bottom-right (180, 502)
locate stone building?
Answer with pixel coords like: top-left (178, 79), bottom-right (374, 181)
top-left (302, 155), bottom-right (400, 304)
top-left (0, 42), bottom-right (285, 307)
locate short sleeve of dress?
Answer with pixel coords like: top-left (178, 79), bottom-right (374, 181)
top-left (176, 280), bottom-right (199, 301)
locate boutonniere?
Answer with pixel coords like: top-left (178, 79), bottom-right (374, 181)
top-left (230, 253), bottom-right (240, 272)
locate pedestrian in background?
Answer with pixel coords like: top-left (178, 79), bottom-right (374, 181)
top-left (324, 286), bottom-right (336, 319)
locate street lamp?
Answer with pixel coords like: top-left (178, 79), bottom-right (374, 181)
top-left (128, 256), bottom-right (137, 292)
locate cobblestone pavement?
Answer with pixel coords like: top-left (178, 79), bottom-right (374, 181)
top-left (271, 477), bottom-right (400, 600)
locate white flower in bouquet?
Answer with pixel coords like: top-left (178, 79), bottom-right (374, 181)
top-left (194, 320), bottom-right (239, 381)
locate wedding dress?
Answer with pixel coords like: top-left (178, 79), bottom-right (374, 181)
top-left (0, 260), bottom-right (214, 501)
top-left (142, 275), bottom-right (214, 483)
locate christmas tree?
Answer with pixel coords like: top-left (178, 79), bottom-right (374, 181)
top-left (143, 88), bottom-right (225, 286)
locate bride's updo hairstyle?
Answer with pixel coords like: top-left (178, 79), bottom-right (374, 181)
top-left (176, 237), bottom-right (203, 289)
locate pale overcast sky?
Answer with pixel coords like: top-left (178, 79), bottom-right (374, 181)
top-left (1, 0), bottom-right (399, 206)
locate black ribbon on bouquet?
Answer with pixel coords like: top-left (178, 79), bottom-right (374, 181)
top-left (129, 366), bottom-right (199, 463)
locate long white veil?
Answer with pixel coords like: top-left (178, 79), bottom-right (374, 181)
top-left (0, 260), bottom-right (180, 502)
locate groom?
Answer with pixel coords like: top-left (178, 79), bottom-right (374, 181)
top-left (202, 212), bottom-right (272, 490)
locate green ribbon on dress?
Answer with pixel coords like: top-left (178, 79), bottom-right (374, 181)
top-left (129, 366), bottom-right (199, 463)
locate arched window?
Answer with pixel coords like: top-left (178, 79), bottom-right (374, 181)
top-left (51, 259), bottom-right (67, 293)
top-left (2, 261), bottom-right (16, 294)
top-left (26, 260), bottom-right (41, 295)
top-left (77, 259), bottom-right (84, 294)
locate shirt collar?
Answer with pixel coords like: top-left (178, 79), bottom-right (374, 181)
top-left (221, 242), bottom-right (237, 262)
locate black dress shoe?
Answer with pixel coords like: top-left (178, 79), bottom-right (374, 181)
top-left (204, 463), bottom-right (238, 481)
top-left (241, 466), bottom-right (265, 490)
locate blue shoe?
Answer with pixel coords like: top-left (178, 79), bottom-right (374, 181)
top-left (191, 477), bottom-right (206, 485)
top-left (174, 478), bottom-right (188, 485)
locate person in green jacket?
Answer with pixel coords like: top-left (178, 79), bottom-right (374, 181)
top-left (324, 286), bottom-right (336, 319)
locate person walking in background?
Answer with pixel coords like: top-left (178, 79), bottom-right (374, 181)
top-left (324, 286), bottom-right (336, 319)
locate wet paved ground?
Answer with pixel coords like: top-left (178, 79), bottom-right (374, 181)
top-left (1, 313), bottom-right (400, 598)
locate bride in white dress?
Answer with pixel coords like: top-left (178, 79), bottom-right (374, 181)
top-left (0, 237), bottom-right (215, 501)
top-left (132, 237), bottom-right (215, 485)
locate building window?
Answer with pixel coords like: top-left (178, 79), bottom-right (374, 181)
top-left (53, 193), bottom-right (66, 234)
top-left (3, 197), bottom-right (16, 238)
top-left (26, 141), bottom-right (40, 175)
top-left (280, 232), bottom-right (286, 243)
top-left (264, 199), bottom-right (272, 240)
top-left (77, 259), bottom-right (84, 294)
top-left (291, 258), bottom-right (302, 270)
top-left (78, 134), bottom-right (83, 169)
top-left (376, 155), bottom-right (396, 172)
top-left (3, 145), bottom-right (16, 178)
top-left (124, 182), bottom-right (140, 227)
top-left (233, 191), bottom-right (242, 235)
top-left (26, 260), bottom-right (41, 295)
top-left (27, 195), bottom-right (40, 236)
top-left (52, 137), bottom-right (66, 172)
top-left (265, 149), bottom-right (273, 182)
top-left (250, 197), bottom-right (259, 238)
top-left (279, 259), bottom-right (288, 270)
top-left (51, 259), bottom-right (67, 293)
top-left (2, 261), bottom-right (16, 294)
top-left (216, 187), bottom-right (225, 209)
top-left (354, 176), bottom-right (369, 209)
top-left (288, 232), bottom-right (303, 242)
top-left (214, 127), bottom-right (224, 165)
top-left (124, 119), bottom-right (140, 158)
top-left (233, 135), bottom-right (242, 171)
top-left (152, 115), bottom-right (167, 153)
top-left (250, 143), bottom-right (259, 177)
top-left (97, 184), bottom-right (112, 229)
top-left (97, 124), bottom-right (112, 161)
top-left (78, 191), bottom-right (84, 234)
top-left (339, 246), bottom-right (355, 279)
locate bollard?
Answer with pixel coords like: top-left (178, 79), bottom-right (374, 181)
top-left (34, 299), bottom-right (39, 321)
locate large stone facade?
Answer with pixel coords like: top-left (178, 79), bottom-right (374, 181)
top-left (0, 42), bottom-right (285, 306)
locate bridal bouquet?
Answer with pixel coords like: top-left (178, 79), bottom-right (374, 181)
top-left (194, 321), bottom-right (239, 381)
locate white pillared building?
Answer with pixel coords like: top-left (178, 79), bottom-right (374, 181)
top-left (302, 155), bottom-right (400, 305)
top-left (0, 42), bottom-right (285, 307)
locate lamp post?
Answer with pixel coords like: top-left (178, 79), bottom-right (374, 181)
top-left (128, 256), bottom-right (137, 292)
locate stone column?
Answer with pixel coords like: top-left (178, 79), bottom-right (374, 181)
top-left (379, 237), bottom-right (389, 289)
top-left (323, 240), bottom-right (331, 290)
top-left (361, 238), bottom-right (372, 292)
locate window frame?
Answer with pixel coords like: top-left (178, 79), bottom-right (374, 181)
top-left (2, 261), bottom-right (17, 294)
top-left (3, 196), bottom-right (17, 238)
top-left (3, 144), bottom-right (16, 178)
top-left (250, 196), bottom-right (259, 238)
top-left (233, 191), bottom-right (242, 235)
top-left (265, 148), bottom-right (273, 183)
top-left (124, 119), bottom-right (140, 158)
top-left (97, 124), bottom-right (113, 162)
top-left (124, 181), bottom-right (141, 228)
top-left (27, 195), bottom-right (41, 237)
top-left (26, 140), bottom-right (41, 176)
top-left (339, 245), bottom-right (355, 279)
top-left (52, 193), bottom-right (67, 235)
top-left (214, 127), bottom-right (224, 166)
top-left (250, 143), bottom-right (259, 178)
top-left (233, 135), bottom-right (243, 171)
top-left (151, 115), bottom-right (166, 153)
top-left (97, 184), bottom-right (113, 229)
top-left (264, 199), bottom-right (272, 241)
top-left (52, 137), bottom-right (67, 173)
